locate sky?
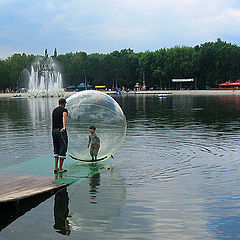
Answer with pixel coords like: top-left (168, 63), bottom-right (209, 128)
top-left (0, 0), bottom-right (240, 58)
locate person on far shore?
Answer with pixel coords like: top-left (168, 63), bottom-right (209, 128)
top-left (87, 126), bottom-right (100, 160)
top-left (52, 98), bottom-right (68, 173)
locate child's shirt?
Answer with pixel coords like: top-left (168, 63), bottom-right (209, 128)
top-left (89, 132), bottom-right (99, 145)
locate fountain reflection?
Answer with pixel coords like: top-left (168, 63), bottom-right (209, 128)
top-left (0, 97), bottom-right (59, 168)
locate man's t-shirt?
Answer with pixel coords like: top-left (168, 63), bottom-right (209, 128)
top-left (89, 132), bottom-right (99, 145)
top-left (52, 106), bottom-right (68, 130)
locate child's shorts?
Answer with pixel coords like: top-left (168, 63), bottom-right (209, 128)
top-left (90, 144), bottom-right (99, 158)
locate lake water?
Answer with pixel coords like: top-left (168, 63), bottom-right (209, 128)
top-left (1, 95), bottom-right (240, 240)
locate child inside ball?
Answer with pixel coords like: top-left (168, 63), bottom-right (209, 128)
top-left (87, 126), bottom-right (100, 160)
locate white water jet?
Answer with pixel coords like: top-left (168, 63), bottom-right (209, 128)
top-left (27, 50), bottom-right (64, 97)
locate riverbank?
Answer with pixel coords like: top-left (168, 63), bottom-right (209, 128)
top-left (126, 90), bottom-right (240, 95)
top-left (2, 90), bottom-right (240, 98)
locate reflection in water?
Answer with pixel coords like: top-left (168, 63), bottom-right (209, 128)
top-left (68, 167), bottom-right (126, 232)
top-left (0, 98), bottom-right (58, 168)
top-left (2, 95), bottom-right (240, 239)
top-left (118, 95), bottom-right (240, 239)
top-left (0, 190), bottom-right (55, 232)
top-left (52, 166), bottom-right (126, 235)
top-left (89, 173), bottom-right (101, 204)
top-left (53, 188), bottom-right (70, 236)
top-left (89, 164), bottom-right (101, 204)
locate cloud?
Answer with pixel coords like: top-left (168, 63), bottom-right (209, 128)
top-left (0, 0), bottom-right (240, 58)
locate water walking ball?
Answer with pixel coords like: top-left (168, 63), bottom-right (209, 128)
top-left (66, 90), bottom-right (127, 161)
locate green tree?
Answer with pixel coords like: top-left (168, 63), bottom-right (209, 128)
top-left (2, 40), bottom-right (240, 90)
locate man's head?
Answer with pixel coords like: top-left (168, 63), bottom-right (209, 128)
top-left (89, 125), bottom-right (96, 133)
top-left (59, 98), bottom-right (67, 107)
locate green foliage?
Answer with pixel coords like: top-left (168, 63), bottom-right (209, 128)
top-left (0, 60), bottom-right (10, 89)
top-left (0, 53), bottom-right (34, 90)
top-left (1, 39), bottom-right (240, 90)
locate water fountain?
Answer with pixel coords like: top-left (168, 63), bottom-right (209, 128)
top-left (27, 49), bottom-right (65, 97)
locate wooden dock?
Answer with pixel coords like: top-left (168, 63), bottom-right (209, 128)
top-left (0, 175), bottom-right (68, 204)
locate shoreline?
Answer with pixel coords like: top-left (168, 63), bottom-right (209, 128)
top-left (2, 90), bottom-right (240, 98)
top-left (125, 90), bottom-right (240, 95)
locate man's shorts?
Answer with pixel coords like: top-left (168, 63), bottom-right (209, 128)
top-left (90, 144), bottom-right (99, 158)
top-left (52, 129), bottom-right (68, 159)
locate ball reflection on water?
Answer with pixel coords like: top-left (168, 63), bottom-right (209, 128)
top-left (67, 90), bottom-right (127, 160)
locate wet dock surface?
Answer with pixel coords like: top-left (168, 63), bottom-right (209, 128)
top-left (0, 175), bottom-right (68, 204)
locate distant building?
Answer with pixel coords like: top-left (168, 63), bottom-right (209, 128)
top-left (134, 83), bottom-right (141, 91)
top-left (172, 79), bottom-right (195, 90)
top-left (95, 85), bottom-right (107, 91)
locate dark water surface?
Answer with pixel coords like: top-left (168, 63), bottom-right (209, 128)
top-left (1, 95), bottom-right (240, 239)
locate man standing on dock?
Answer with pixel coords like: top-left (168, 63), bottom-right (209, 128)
top-left (52, 98), bottom-right (68, 173)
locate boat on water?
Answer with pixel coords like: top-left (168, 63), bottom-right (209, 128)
top-left (13, 95), bottom-right (22, 98)
top-left (218, 80), bottom-right (240, 90)
top-left (158, 92), bottom-right (172, 98)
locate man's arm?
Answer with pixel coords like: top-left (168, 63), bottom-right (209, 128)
top-left (60, 112), bottom-right (68, 132)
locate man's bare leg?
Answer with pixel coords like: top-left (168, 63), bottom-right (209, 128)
top-left (54, 157), bottom-right (59, 171)
top-left (59, 158), bottom-right (67, 172)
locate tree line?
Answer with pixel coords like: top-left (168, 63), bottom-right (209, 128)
top-left (1, 39), bottom-right (240, 90)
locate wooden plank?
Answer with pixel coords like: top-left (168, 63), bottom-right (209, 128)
top-left (0, 175), bottom-right (33, 187)
top-left (0, 175), bottom-right (68, 203)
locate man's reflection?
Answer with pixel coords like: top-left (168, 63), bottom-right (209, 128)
top-left (53, 188), bottom-right (71, 236)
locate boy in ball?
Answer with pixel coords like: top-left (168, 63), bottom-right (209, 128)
top-left (87, 126), bottom-right (100, 160)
